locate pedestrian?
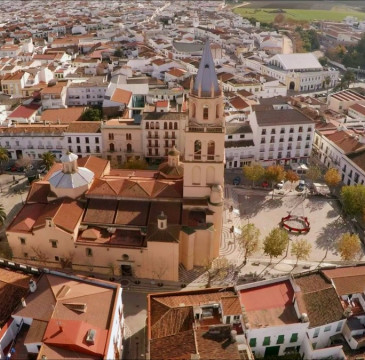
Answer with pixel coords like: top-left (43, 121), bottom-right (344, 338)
top-left (13, 175), bottom-right (15, 183)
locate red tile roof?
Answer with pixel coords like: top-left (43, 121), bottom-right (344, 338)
top-left (110, 88), bottom-right (132, 104)
top-left (8, 104), bottom-right (40, 119)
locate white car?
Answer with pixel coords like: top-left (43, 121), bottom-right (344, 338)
top-left (276, 180), bottom-right (285, 189)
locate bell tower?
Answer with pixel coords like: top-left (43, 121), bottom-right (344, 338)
top-left (183, 41), bottom-right (225, 198)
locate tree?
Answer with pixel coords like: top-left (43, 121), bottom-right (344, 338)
top-left (237, 223), bottom-right (260, 265)
top-left (107, 262), bottom-right (117, 280)
top-left (15, 155), bottom-right (31, 169)
top-left (285, 170), bottom-right (299, 190)
top-left (263, 228), bottom-right (289, 263)
top-left (121, 157), bottom-right (148, 170)
top-left (0, 147), bottom-right (9, 174)
top-left (114, 48), bottom-right (123, 57)
top-left (41, 151), bottom-right (56, 170)
top-left (325, 76), bottom-right (331, 95)
top-left (0, 204), bottom-right (6, 228)
top-left (243, 162), bottom-right (265, 187)
top-left (291, 238), bottom-right (312, 266)
top-left (341, 185), bottom-right (365, 216)
top-left (306, 165), bottom-right (322, 183)
top-left (153, 258), bottom-right (169, 286)
top-left (81, 108), bottom-right (102, 121)
top-left (30, 246), bottom-right (49, 266)
top-left (265, 165), bottom-right (285, 188)
top-left (203, 256), bottom-right (229, 288)
top-left (324, 168), bottom-right (341, 191)
top-left (337, 233), bottom-right (361, 261)
top-left (274, 13), bottom-right (285, 24)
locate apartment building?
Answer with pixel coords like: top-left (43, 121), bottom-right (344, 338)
top-left (67, 77), bottom-right (108, 107)
top-left (0, 125), bottom-right (66, 160)
top-left (0, 264), bottom-right (124, 359)
top-left (249, 106), bottom-right (314, 166)
top-left (1, 71), bottom-right (30, 97)
top-left (328, 90), bottom-right (365, 113)
top-left (225, 122), bottom-right (255, 169)
top-left (313, 128), bottom-right (365, 186)
top-left (64, 121), bottom-right (102, 158)
top-left (101, 118), bottom-right (143, 166)
top-left (41, 81), bottom-right (68, 109)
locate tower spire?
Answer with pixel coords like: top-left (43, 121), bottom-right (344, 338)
top-left (193, 41), bottom-right (220, 97)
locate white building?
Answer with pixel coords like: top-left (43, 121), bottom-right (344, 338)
top-left (248, 106), bottom-right (314, 166)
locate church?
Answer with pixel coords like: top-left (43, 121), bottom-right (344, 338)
top-left (6, 42), bottom-right (226, 281)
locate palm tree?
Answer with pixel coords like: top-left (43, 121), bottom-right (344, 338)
top-left (41, 152), bottom-right (56, 170)
top-left (0, 147), bottom-right (9, 174)
top-left (0, 204), bottom-right (6, 228)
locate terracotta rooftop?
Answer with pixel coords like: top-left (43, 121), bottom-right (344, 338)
top-left (8, 104), bottom-right (40, 119)
top-left (110, 88), bottom-right (132, 104)
top-left (66, 121), bottom-right (101, 133)
top-left (40, 107), bottom-right (85, 124)
top-left (326, 130), bottom-right (365, 154)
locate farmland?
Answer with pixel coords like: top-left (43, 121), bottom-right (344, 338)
top-left (233, 1), bottom-right (365, 23)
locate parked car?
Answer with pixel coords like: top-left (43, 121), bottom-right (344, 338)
top-left (37, 165), bottom-right (47, 174)
top-left (16, 167), bottom-right (25, 172)
top-left (297, 180), bottom-right (306, 191)
top-left (276, 180), bottom-right (285, 189)
top-left (233, 176), bottom-right (241, 186)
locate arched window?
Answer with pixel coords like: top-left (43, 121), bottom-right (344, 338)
top-left (174, 122), bottom-right (178, 130)
top-left (194, 140), bottom-right (201, 160)
top-left (192, 103), bottom-right (196, 118)
top-left (203, 105), bottom-right (209, 120)
top-left (164, 122), bottom-right (167, 129)
top-left (156, 122), bottom-right (160, 129)
top-left (207, 141), bottom-right (215, 160)
top-left (169, 122), bottom-right (173, 130)
top-left (216, 104), bottom-right (220, 118)
top-left (206, 166), bottom-right (215, 184)
top-left (148, 131), bottom-right (151, 138)
top-left (146, 122), bottom-right (149, 129)
top-left (150, 122), bottom-right (154, 129)
top-left (127, 143), bottom-right (132, 153)
top-left (109, 143), bottom-right (115, 152)
top-left (192, 166), bottom-right (201, 185)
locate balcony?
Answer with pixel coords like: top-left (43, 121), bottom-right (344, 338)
top-left (46, 145), bottom-right (52, 149)
top-left (56, 145), bottom-right (63, 149)
top-left (147, 144), bottom-right (159, 148)
top-left (187, 126), bottom-right (224, 133)
top-left (38, 145), bottom-right (44, 149)
top-left (147, 135), bottom-right (159, 139)
top-left (164, 135), bottom-right (176, 139)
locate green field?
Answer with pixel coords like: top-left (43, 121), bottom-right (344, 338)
top-left (234, 6), bottom-right (365, 23)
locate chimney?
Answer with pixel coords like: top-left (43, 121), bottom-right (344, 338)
top-left (21, 297), bottom-right (26, 307)
top-left (157, 211), bottom-right (167, 230)
top-left (29, 279), bottom-right (37, 293)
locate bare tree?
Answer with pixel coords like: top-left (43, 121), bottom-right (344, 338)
top-left (16, 155), bottom-right (32, 169)
top-left (30, 246), bottom-right (49, 266)
top-left (203, 256), bottom-right (229, 288)
top-left (60, 251), bottom-right (75, 269)
top-left (153, 258), bottom-right (169, 285)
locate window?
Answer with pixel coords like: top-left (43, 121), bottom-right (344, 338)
top-left (336, 321), bottom-right (343, 332)
top-left (192, 103), bottom-right (196, 117)
top-left (55, 256), bottom-right (59, 261)
top-left (290, 333), bottom-right (298, 343)
top-left (19, 237), bottom-right (26, 245)
top-left (271, 129), bottom-right (275, 134)
top-left (216, 104), bottom-right (220, 118)
top-left (299, 127), bottom-right (303, 133)
top-left (127, 143), bottom-right (132, 153)
top-left (290, 128), bottom-right (294, 133)
top-left (117, 155), bottom-right (122, 163)
top-left (249, 338), bottom-right (256, 347)
top-left (240, 134), bottom-right (245, 139)
top-left (76, 137), bottom-right (80, 143)
top-left (233, 315), bottom-right (240, 320)
top-left (203, 105), bottom-right (209, 120)
top-left (313, 328), bottom-right (320, 338)
top-left (277, 335), bottom-right (284, 344)
top-left (164, 122), bottom-right (167, 130)
top-left (169, 122), bottom-right (173, 130)
top-left (270, 136), bottom-right (275, 143)
top-left (150, 122), bottom-right (154, 129)
top-left (68, 137), bottom-right (71, 143)
top-left (86, 248), bottom-right (93, 257)
top-left (24, 252), bottom-right (28, 258)
top-left (109, 143), bottom-right (115, 152)
top-left (261, 129), bottom-right (266, 135)
top-left (263, 337), bottom-right (270, 346)
top-left (77, 146), bottom-right (81, 153)
top-left (194, 140), bottom-right (202, 160)
top-left (50, 240), bottom-right (58, 248)
top-left (96, 146), bottom-right (100, 153)
top-left (207, 141), bottom-right (215, 160)
top-left (109, 133), bottom-right (114, 140)
top-left (126, 133), bottom-right (132, 140)
top-left (146, 122), bottom-right (149, 129)
top-left (95, 137), bottom-right (99, 144)
top-left (280, 128), bottom-right (285, 134)
top-left (85, 137), bottom-right (89, 144)
top-left (324, 325), bottom-right (331, 332)
top-left (86, 146), bottom-right (90, 153)
top-left (228, 135), bottom-right (233, 139)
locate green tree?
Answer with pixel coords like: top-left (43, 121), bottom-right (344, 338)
top-left (325, 76), bottom-right (331, 95)
top-left (41, 151), bottom-right (56, 170)
top-left (285, 170), bottom-right (299, 190)
top-left (306, 165), bottom-right (322, 183)
top-left (337, 233), bottom-right (362, 261)
top-left (114, 48), bottom-right (123, 57)
top-left (121, 157), bottom-right (148, 170)
top-left (203, 256), bottom-right (230, 288)
top-left (265, 165), bottom-right (285, 188)
top-left (81, 108), bottom-right (102, 121)
top-left (263, 228), bottom-right (289, 263)
top-left (341, 70), bottom-right (356, 89)
top-left (243, 162), bottom-right (265, 187)
top-left (0, 204), bottom-right (6, 227)
top-left (341, 185), bottom-right (365, 216)
top-left (0, 147), bottom-right (9, 174)
top-left (291, 238), bottom-right (312, 266)
top-left (324, 168), bottom-right (341, 191)
top-left (237, 223), bottom-right (261, 265)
